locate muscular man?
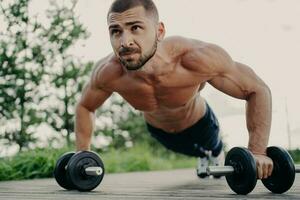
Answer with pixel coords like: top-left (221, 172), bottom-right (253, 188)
top-left (75, 0), bottom-right (273, 179)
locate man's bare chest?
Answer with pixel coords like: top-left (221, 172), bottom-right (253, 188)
top-left (110, 67), bottom-right (205, 111)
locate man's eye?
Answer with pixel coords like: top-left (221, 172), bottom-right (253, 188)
top-left (132, 25), bottom-right (141, 31)
top-left (111, 30), bottom-right (120, 35)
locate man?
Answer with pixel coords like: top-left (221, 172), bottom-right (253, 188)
top-left (75, 0), bottom-right (273, 179)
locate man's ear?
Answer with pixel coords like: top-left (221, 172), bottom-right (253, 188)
top-left (157, 22), bottom-right (165, 41)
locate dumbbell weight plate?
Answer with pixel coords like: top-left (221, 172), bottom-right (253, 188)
top-left (54, 152), bottom-right (76, 190)
top-left (225, 147), bottom-right (257, 195)
top-left (262, 146), bottom-right (295, 194)
top-left (67, 151), bottom-right (105, 191)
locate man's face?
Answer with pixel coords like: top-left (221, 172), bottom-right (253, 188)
top-left (107, 6), bottom-right (159, 70)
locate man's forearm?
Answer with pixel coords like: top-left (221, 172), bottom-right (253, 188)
top-left (75, 104), bottom-right (95, 151)
top-left (246, 86), bottom-right (272, 155)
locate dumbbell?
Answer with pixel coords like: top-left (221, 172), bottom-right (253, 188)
top-left (206, 146), bottom-right (300, 195)
top-left (54, 151), bottom-right (105, 191)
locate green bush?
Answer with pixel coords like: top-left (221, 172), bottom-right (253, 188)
top-left (289, 149), bottom-right (300, 164)
top-left (0, 144), bottom-right (196, 181)
top-left (0, 148), bottom-right (70, 181)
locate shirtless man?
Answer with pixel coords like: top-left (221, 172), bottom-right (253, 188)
top-left (75, 0), bottom-right (273, 179)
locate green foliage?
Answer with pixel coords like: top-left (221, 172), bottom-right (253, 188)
top-left (34, 0), bottom-right (92, 146)
top-left (0, 0), bottom-right (92, 151)
top-left (0, 147), bottom-right (70, 181)
top-left (37, 0), bottom-right (92, 146)
top-left (0, 0), bottom-right (45, 150)
top-left (0, 144), bottom-right (197, 181)
top-left (289, 149), bottom-right (300, 164)
top-left (45, 58), bottom-right (93, 145)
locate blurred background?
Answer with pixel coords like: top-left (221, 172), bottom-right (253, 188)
top-left (0, 0), bottom-right (299, 180)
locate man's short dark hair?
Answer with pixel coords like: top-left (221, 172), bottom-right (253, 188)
top-left (107, 0), bottom-right (159, 22)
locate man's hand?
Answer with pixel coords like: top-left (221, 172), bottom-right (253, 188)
top-left (253, 154), bottom-right (273, 179)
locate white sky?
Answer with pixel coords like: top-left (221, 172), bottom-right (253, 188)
top-left (2, 0), bottom-right (300, 154)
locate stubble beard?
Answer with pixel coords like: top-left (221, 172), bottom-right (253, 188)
top-left (119, 40), bottom-right (158, 71)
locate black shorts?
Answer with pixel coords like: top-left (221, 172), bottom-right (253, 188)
top-left (146, 103), bottom-right (223, 158)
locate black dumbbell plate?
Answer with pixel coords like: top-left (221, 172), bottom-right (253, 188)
top-left (262, 146), bottom-right (295, 194)
top-left (225, 147), bottom-right (257, 195)
top-left (67, 151), bottom-right (105, 191)
top-left (54, 152), bottom-right (76, 190)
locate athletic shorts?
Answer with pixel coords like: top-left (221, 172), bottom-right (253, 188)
top-left (146, 103), bottom-right (223, 158)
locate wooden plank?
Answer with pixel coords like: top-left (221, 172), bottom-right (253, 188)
top-left (0, 169), bottom-right (299, 200)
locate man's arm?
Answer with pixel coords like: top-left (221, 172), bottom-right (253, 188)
top-left (210, 60), bottom-right (272, 154)
top-left (182, 40), bottom-right (272, 179)
top-left (75, 62), bottom-right (112, 151)
top-left (75, 83), bottom-right (112, 151)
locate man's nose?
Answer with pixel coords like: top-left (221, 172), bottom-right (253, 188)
top-left (120, 31), bottom-right (134, 47)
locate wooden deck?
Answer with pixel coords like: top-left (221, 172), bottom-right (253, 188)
top-left (0, 168), bottom-right (299, 200)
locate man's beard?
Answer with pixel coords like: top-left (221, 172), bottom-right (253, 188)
top-left (118, 40), bottom-right (157, 71)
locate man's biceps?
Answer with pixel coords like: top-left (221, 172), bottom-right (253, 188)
top-left (208, 76), bottom-right (247, 99)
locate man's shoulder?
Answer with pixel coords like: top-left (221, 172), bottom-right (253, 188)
top-left (90, 53), bottom-right (123, 89)
top-left (163, 36), bottom-right (216, 69)
top-left (162, 36), bottom-right (210, 57)
top-left (163, 36), bottom-right (189, 52)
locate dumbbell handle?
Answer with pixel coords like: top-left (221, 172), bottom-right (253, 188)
top-left (65, 165), bottom-right (104, 176)
top-left (295, 164), bottom-right (300, 173)
top-left (207, 166), bottom-right (234, 176)
top-left (84, 166), bottom-right (103, 176)
top-left (208, 164), bottom-right (300, 176)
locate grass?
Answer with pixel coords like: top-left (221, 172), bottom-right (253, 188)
top-left (0, 148), bottom-right (69, 181)
top-left (0, 143), bottom-right (196, 181)
top-left (1, 144), bottom-right (300, 181)
top-left (102, 143), bottom-right (196, 173)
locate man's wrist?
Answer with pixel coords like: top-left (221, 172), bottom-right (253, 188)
top-left (76, 143), bottom-right (91, 152)
top-left (248, 145), bottom-right (267, 156)
top-left (250, 150), bottom-right (267, 156)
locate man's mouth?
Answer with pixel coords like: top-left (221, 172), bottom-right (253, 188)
top-left (119, 47), bottom-right (140, 57)
top-left (120, 52), bottom-right (139, 59)
top-left (121, 52), bottom-right (135, 56)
